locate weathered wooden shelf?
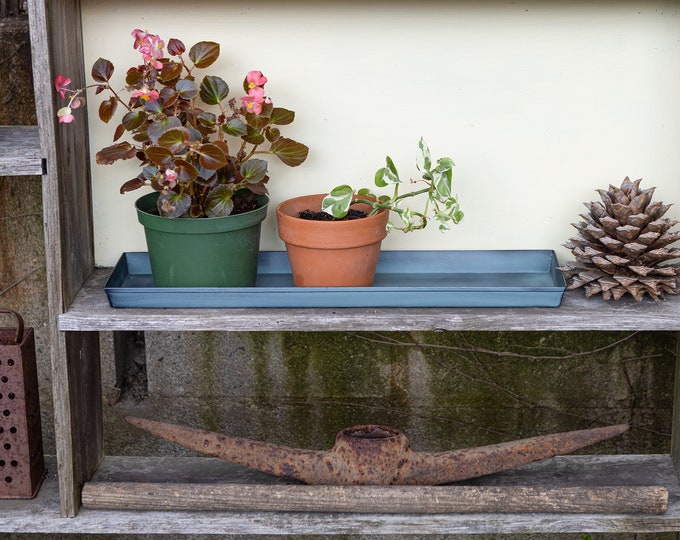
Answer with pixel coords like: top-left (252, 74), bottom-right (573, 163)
top-left (1, 454), bottom-right (678, 534)
top-left (0, 125), bottom-right (43, 176)
top-left (59, 268), bottom-right (680, 332)
top-left (17, 0), bottom-right (680, 533)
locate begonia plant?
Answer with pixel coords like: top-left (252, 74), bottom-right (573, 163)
top-left (321, 138), bottom-right (463, 232)
top-left (55, 29), bottom-right (308, 218)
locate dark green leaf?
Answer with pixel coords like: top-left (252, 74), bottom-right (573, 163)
top-left (158, 127), bottom-right (189, 154)
top-left (122, 110), bottom-right (147, 131)
top-left (188, 41), bottom-right (220, 69)
top-left (144, 99), bottom-right (163, 115)
top-left (174, 159), bottom-right (199, 183)
top-left (142, 166), bottom-right (158, 180)
top-left (240, 159), bottom-right (268, 184)
top-left (268, 137), bottom-right (309, 167)
top-left (270, 107), bottom-right (295, 125)
top-left (245, 111), bottom-right (271, 130)
top-left (147, 117), bottom-right (182, 144)
top-left (197, 111), bottom-right (217, 128)
top-left (199, 75), bottom-right (229, 105)
top-left (176, 79), bottom-right (199, 100)
top-left (91, 57), bottom-right (114, 83)
top-left (125, 67), bottom-right (144, 87)
top-left (194, 166), bottom-right (217, 186)
top-left (242, 125), bottom-right (265, 145)
top-left (145, 145), bottom-right (174, 167)
top-left (265, 126), bottom-right (281, 142)
top-left (159, 61), bottom-right (183, 83)
top-left (205, 185), bottom-right (235, 217)
top-left (197, 143), bottom-right (228, 170)
top-left (158, 191), bottom-right (191, 218)
top-left (223, 118), bottom-right (248, 137)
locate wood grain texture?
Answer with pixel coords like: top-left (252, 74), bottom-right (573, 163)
top-left (672, 333), bottom-right (680, 473)
top-left (0, 126), bottom-right (42, 176)
top-left (17, 0), bottom-right (680, 533)
top-left (2, 455), bottom-right (679, 535)
top-left (59, 270), bottom-right (680, 331)
top-left (27, 0), bottom-right (102, 518)
top-left (81, 483), bottom-right (669, 514)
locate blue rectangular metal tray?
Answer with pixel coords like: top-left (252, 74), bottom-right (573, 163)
top-left (104, 250), bottom-right (566, 308)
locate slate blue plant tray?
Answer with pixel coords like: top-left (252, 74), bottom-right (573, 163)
top-left (104, 250), bottom-right (566, 308)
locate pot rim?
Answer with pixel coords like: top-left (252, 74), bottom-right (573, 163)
top-left (136, 191), bottom-right (269, 234)
top-left (276, 193), bottom-right (389, 248)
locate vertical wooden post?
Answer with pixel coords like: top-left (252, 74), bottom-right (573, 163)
top-left (671, 332), bottom-right (680, 475)
top-left (27, 0), bottom-right (102, 517)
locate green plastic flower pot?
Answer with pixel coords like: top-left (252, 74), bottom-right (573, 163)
top-left (135, 192), bottom-right (269, 287)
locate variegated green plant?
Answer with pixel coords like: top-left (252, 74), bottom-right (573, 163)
top-left (56, 29), bottom-right (308, 218)
top-left (322, 138), bottom-right (463, 232)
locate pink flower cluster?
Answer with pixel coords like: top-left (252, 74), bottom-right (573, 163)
top-left (240, 71), bottom-right (271, 115)
top-left (162, 168), bottom-right (178, 189)
top-left (54, 75), bottom-right (80, 123)
top-left (132, 28), bottom-right (164, 70)
top-left (131, 86), bottom-right (160, 103)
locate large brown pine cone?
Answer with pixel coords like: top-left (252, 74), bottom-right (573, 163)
top-left (559, 177), bottom-right (680, 301)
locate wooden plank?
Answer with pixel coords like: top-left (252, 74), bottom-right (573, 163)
top-left (2, 455), bottom-right (680, 534)
top-left (27, 0), bottom-right (102, 518)
top-left (81, 483), bottom-right (668, 514)
top-left (0, 126), bottom-right (42, 176)
top-left (59, 270), bottom-right (680, 332)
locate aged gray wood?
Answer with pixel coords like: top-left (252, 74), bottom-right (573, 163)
top-left (2, 455), bottom-right (680, 534)
top-left (673, 334), bottom-right (680, 473)
top-left (16, 0), bottom-right (680, 534)
top-left (59, 270), bottom-right (680, 331)
top-left (27, 0), bottom-right (102, 518)
top-left (81, 483), bottom-right (668, 514)
top-left (0, 125), bottom-right (42, 176)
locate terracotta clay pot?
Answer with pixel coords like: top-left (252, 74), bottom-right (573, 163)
top-left (276, 193), bottom-right (389, 287)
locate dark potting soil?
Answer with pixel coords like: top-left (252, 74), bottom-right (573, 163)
top-left (231, 195), bottom-right (260, 214)
top-left (298, 209), bottom-right (368, 221)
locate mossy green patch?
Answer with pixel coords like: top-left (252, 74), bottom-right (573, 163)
top-left (197, 331), bottom-right (221, 431)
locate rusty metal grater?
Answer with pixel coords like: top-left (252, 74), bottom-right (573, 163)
top-left (0, 309), bottom-right (46, 498)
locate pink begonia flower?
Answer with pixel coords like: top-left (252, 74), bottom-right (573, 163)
top-left (240, 87), bottom-right (267, 115)
top-left (131, 86), bottom-right (160, 103)
top-left (135, 32), bottom-right (164, 70)
top-left (57, 107), bottom-right (75, 123)
top-left (164, 168), bottom-right (178, 188)
top-left (131, 29), bottom-right (151, 49)
top-left (246, 70), bottom-right (267, 89)
top-left (54, 75), bottom-right (71, 98)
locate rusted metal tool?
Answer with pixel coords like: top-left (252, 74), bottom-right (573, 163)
top-left (126, 417), bottom-right (628, 485)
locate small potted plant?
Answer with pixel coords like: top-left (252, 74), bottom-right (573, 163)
top-left (56, 29), bottom-right (308, 287)
top-left (276, 138), bottom-right (463, 286)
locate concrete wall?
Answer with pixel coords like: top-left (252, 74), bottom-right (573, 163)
top-left (105, 331), bottom-right (675, 459)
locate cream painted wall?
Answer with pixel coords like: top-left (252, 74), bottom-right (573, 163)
top-left (81, 0), bottom-right (680, 267)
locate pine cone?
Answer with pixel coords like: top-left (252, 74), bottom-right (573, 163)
top-left (559, 177), bottom-right (680, 301)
